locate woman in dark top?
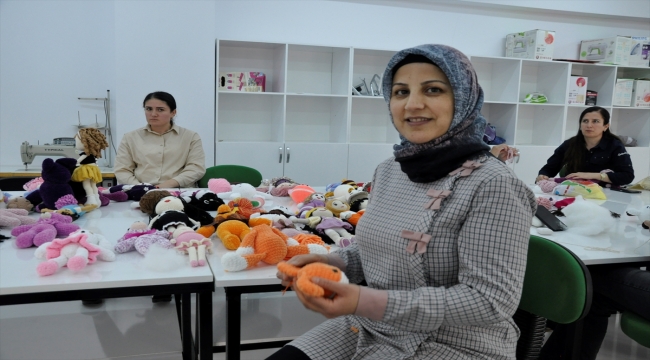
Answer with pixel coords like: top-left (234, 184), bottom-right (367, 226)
top-left (536, 106), bottom-right (634, 186)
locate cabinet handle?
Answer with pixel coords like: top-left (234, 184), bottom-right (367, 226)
top-left (279, 147), bottom-right (283, 163)
top-left (286, 147), bottom-right (290, 163)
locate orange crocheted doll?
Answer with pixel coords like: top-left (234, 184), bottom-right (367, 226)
top-left (276, 261), bottom-right (349, 298)
top-left (220, 224), bottom-right (329, 272)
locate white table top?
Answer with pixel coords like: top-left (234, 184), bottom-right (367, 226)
top-left (0, 199), bottom-right (214, 296)
top-left (530, 187), bottom-right (650, 265)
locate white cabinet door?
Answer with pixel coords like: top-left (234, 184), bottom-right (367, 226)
top-left (347, 143), bottom-right (395, 183)
top-left (283, 142), bottom-right (349, 186)
top-left (216, 142), bottom-right (284, 181)
top-left (627, 147), bottom-right (650, 183)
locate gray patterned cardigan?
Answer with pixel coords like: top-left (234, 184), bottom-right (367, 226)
top-left (290, 154), bottom-right (537, 359)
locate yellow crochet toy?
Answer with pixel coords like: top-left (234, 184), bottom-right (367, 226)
top-left (276, 261), bottom-right (349, 298)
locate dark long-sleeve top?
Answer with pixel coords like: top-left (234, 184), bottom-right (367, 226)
top-left (538, 136), bottom-right (634, 186)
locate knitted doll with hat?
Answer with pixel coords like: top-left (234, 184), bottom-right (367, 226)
top-left (71, 128), bottom-right (108, 206)
top-left (221, 224), bottom-right (328, 272)
top-left (277, 261), bottom-right (348, 298)
top-left (34, 229), bottom-right (116, 276)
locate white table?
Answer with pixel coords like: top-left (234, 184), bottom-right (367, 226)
top-left (0, 199), bottom-right (214, 360)
top-left (530, 187), bottom-right (650, 265)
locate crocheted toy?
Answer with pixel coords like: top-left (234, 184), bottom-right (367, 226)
top-left (147, 196), bottom-right (213, 267)
top-left (218, 183), bottom-right (272, 205)
top-left (180, 189), bottom-right (224, 211)
top-left (196, 203), bottom-right (271, 238)
top-left (626, 205), bottom-right (650, 226)
top-left (536, 197), bottom-right (554, 211)
top-left (296, 193), bottom-right (326, 218)
top-left (23, 177), bottom-right (44, 192)
top-left (325, 198), bottom-right (350, 218)
top-left (35, 229), bottom-right (116, 276)
top-left (137, 189), bottom-right (172, 216)
top-left (5, 196), bottom-right (34, 211)
top-left (288, 184), bottom-right (316, 204)
top-left (277, 261), bottom-right (348, 298)
top-left (291, 207), bottom-right (355, 247)
top-left (216, 220), bottom-right (252, 250)
top-left (27, 158), bottom-right (75, 212)
top-left (71, 128), bottom-right (109, 206)
top-left (347, 189), bottom-right (369, 212)
top-left (537, 179), bottom-right (558, 193)
top-left (102, 183), bottom-right (156, 202)
top-left (0, 208), bottom-right (36, 228)
top-left (208, 178), bottom-right (232, 193)
top-left (221, 224), bottom-right (328, 272)
top-left (41, 203), bottom-right (98, 221)
top-left (268, 176), bottom-right (299, 197)
top-left (11, 212), bottom-right (80, 248)
top-left (114, 221), bottom-right (174, 255)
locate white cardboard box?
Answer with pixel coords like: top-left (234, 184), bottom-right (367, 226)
top-left (579, 37), bottom-right (633, 65)
top-left (632, 79), bottom-right (650, 107)
top-left (629, 37), bottom-right (650, 67)
top-left (614, 79), bottom-right (634, 106)
top-left (568, 76), bottom-right (588, 105)
top-left (505, 29), bottom-right (555, 61)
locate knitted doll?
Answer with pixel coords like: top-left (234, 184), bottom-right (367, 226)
top-left (103, 183), bottom-right (156, 202)
top-left (11, 212), bottom-right (79, 248)
top-left (114, 221), bottom-right (174, 255)
top-left (71, 128), bottom-right (108, 206)
top-left (27, 158), bottom-right (75, 212)
top-left (277, 261), bottom-right (348, 298)
top-left (35, 229), bottom-right (116, 276)
top-left (180, 189), bottom-right (224, 211)
top-left (291, 207), bottom-right (355, 247)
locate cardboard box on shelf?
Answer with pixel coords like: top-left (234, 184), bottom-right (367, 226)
top-left (632, 79), bottom-right (650, 107)
top-left (579, 37), bottom-right (633, 65)
top-left (568, 76), bottom-right (588, 105)
top-left (629, 37), bottom-right (650, 67)
top-left (505, 29), bottom-right (555, 60)
top-left (613, 79), bottom-right (634, 106)
top-left (585, 90), bottom-right (598, 106)
top-left (218, 72), bottom-right (266, 92)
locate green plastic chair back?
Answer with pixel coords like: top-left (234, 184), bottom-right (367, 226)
top-left (198, 165), bottom-right (263, 188)
top-left (519, 235), bottom-right (592, 324)
top-left (621, 311), bottom-right (650, 348)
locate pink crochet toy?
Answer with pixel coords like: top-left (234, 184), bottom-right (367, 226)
top-left (537, 179), bottom-right (557, 193)
top-left (34, 229), bottom-right (116, 276)
top-left (114, 221), bottom-right (174, 255)
top-left (208, 178), bottom-right (231, 193)
top-left (0, 209), bottom-right (36, 228)
top-left (10, 212), bottom-right (80, 248)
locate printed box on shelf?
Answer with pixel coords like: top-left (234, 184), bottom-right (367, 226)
top-left (505, 29), bottom-right (555, 61)
top-left (568, 76), bottom-right (588, 105)
top-left (579, 36), bottom-right (633, 65)
top-left (218, 72), bottom-right (266, 92)
top-left (585, 90), bottom-right (598, 106)
top-left (629, 37), bottom-right (650, 67)
top-left (632, 79), bottom-right (650, 107)
top-left (613, 79), bottom-right (634, 106)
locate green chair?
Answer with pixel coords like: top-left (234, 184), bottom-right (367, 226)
top-left (198, 165), bottom-right (263, 188)
top-left (513, 235), bottom-right (593, 360)
top-left (621, 311), bottom-right (650, 348)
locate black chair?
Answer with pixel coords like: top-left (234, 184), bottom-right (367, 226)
top-left (0, 177), bottom-right (32, 191)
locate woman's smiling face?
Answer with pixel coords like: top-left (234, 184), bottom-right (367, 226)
top-left (389, 62), bottom-right (455, 144)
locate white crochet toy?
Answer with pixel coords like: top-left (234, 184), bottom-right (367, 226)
top-left (34, 229), bottom-right (116, 276)
top-left (217, 183), bottom-right (272, 201)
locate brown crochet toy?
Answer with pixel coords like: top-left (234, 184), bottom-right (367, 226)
top-left (138, 189), bottom-right (172, 216)
top-left (277, 261), bottom-right (349, 298)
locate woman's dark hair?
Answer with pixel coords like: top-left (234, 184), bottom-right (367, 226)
top-left (143, 91), bottom-right (176, 112)
top-left (563, 106), bottom-right (618, 174)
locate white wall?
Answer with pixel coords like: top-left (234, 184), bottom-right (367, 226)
top-left (1, 0), bottom-right (649, 172)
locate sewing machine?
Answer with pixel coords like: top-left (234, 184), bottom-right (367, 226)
top-left (586, 43), bottom-right (607, 60)
top-left (20, 141), bottom-right (78, 169)
top-left (513, 40), bottom-right (527, 53)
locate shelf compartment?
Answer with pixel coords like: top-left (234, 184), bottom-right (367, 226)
top-left (516, 104), bottom-right (565, 146)
top-left (481, 103), bottom-right (517, 144)
top-left (285, 95), bottom-right (348, 143)
top-left (350, 96), bottom-right (397, 144)
top-left (568, 63), bottom-right (616, 107)
top-left (217, 40), bottom-right (287, 93)
top-left (352, 48), bottom-right (395, 97)
top-left (216, 92), bottom-right (284, 142)
top-left (286, 45), bottom-right (351, 96)
top-left (611, 108), bottom-right (650, 147)
top-left (520, 60), bottom-right (570, 105)
top-left (471, 56), bottom-right (521, 103)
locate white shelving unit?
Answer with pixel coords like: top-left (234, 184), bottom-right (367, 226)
top-left (215, 40), bottom-right (650, 185)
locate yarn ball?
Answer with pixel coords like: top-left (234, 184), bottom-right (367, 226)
top-left (536, 197), bottom-right (553, 210)
top-left (208, 178), bottom-right (231, 193)
top-left (538, 179), bottom-right (557, 193)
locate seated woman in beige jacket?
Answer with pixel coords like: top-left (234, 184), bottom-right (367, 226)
top-left (114, 91), bottom-right (205, 188)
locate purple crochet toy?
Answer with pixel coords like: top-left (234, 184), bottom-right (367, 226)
top-left (10, 212), bottom-right (80, 248)
top-left (35, 158), bottom-right (75, 211)
top-left (102, 184), bottom-right (156, 203)
top-left (114, 221), bottom-right (174, 255)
